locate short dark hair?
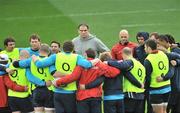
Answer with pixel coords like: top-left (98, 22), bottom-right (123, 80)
top-left (165, 34), bottom-right (175, 44)
top-left (85, 48), bottom-right (96, 59)
top-left (29, 34), bottom-right (41, 42)
top-left (145, 39), bottom-right (157, 50)
top-left (4, 37), bottom-right (15, 46)
top-left (78, 23), bottom-right (89, 29)
top-left (63, 41), bottom-right (74, 53)
top-left (51, 40), bottom-right (61, 48)
top-left (157, 34), bottom-right (169, 43)
top-left (136, 32), bottom-right (149, 40)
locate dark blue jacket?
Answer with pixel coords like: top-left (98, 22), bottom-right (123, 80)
top-left (134, 32), bottom-right (149, 64)
top-left (134, 45), bottom-right (147, 64)
top-left (171, 47), bottom-right (180, 92)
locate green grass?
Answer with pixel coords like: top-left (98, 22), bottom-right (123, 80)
top-left (0, 0), bottom-right (179, 49)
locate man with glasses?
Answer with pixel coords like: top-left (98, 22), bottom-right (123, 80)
top-left (111, 29), bottom-right (137, 60)
top-left (72, 23), bottom-right (109, 57)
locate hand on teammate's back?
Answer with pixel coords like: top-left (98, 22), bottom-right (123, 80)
top-left (45, 80), bottom-right (52, 87)
top-left (170, 60), bottom-right (177, 66)
top-left (156, 76), bottom-right (163, 82)
top-left (90, 58), bottom-right (101, 66)
top-left (53, 71), bottom-right (66, 78)
top-left (6, 68), bottom-right (15, 75)
top-left (141, 83), bottom-right (144, 89)
top-left (32, 55), bottom-right (38, 62)
top-left (79, 84), bottom-right (86, 90)
top-left (52, 78), bottom-right (60, 87)
top-left (24, 86), bottom-right (29, 91)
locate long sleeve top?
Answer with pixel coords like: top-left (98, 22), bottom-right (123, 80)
top-left (55, 58), bottom-right (120, 100)
top-left (0, 75), bottom-right (26, 107)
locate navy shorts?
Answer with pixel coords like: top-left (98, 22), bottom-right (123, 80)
top-left (54, 93), bottom-right (76, 113)
top-left (0, 107), bottom-right (11, 113)
top-left (104, 99), bottom-right (124, 113)
top-left (124, 98), bottom-right (144, 113)
top-left (150, 92), bottom-right (170, 104)
top-left (8, 96), bottom-right (34, 112)
top-left (77, 98), bottom-right (102, 113)
top-left (32, 87), bottom-right (54, 108)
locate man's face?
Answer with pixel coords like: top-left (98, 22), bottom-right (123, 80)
top-left (78, 26), bottom-right (89, 38)
top-left (51, 43), bottom-right (60, 54)
top-left (119, 32), bottom-right (129, 44)
top-left (30, 39), bottom-right (40, 50)
top-left (137, 37), bottom-right (145, 45)
top-left (6, 41), bottom-right (15, 51)
top-left (144, 44), bottom-right (150, 54)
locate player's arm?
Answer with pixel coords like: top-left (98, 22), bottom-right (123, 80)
top-left (85, 76), bottom-right (105, 89)
top-left (25, 68), bottom-right (46, 86)
top-left (0, 64), bottom-right (13, 76)
top-left (13, 58), bottom-right (31, 68)
top-left (160, 64), bottom-right (175, 81)
top-left (55, 66), bottom-right (83, 87)
top-left (77, 55), bottom-right (92, 68)
top-left (0, 65), bottom-right (6, 71)
top-left (4, 75), bottom-right (27, 92)
top-left (49, 65), bottom-right (56, 75)
top-left (124, 71), bottom-right (143, 88)
top-left (97, 62), bottom-right (120, 78)
top-left (167, 52), bottom-right (180, 61)
top-left (34, 54), bottom-right (56, 68)
top-left (144, 59), bottom-right (153, 89)
top-left (176, 59), bottom-right (180, 66)
top-left (108, 60), bottom-right (133, 71)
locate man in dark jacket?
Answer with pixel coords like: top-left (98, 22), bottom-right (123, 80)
top-left (134, 32), bottom-right (149, 64)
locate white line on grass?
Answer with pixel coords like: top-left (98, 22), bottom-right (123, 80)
top-left (120, 23), bottom-right (167, 28)
top-left (0, 8), bottom-right (179, 21)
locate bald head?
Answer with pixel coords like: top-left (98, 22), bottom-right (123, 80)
top-left (122, 47), bottom-right (133, 59)
top-left (20, 50), bottom-right (30, 60)
top-left (120, 29), bottom-right (129, 35)
top-left (119, 29), bottom-right (129, 45)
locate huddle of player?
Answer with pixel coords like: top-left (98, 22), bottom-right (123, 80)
top-left (0, 24), bottom-right (180, 113)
